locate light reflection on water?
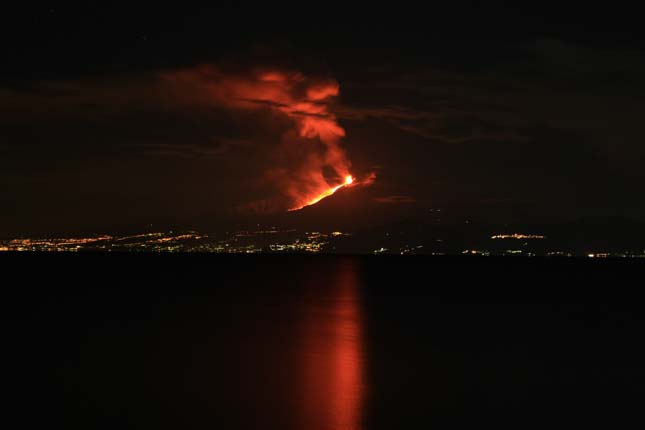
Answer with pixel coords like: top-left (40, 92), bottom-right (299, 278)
top-left (299, 259), bottom-right (365, 430)
top-left (14, 257), bottom-right (635, 428)
top-left (46, 258), bottom-right (369, 429)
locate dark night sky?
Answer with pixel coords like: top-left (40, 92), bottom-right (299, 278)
top-left (2, 4), bottom-right (645, 235)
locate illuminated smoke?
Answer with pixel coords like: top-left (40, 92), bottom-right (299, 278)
top-left (163, 66), bottom-right (373, 211)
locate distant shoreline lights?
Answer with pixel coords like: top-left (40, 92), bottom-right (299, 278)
top-left (491, 234), bottom-right (546, 240)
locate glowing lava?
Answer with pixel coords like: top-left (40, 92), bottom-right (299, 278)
top-left (290, 175), bottom-right (354, 211)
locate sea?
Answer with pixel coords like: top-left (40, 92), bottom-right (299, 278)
top-left (3, 255), bottom-right (645, 428)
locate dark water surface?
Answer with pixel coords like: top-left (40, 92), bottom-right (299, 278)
top-left (4, 256), bottom-right (645, 428)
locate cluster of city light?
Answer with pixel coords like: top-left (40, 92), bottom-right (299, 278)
top-left (491, 234), bottom-right (546, 240)
top-left (547, 251), bottom-right (573, 257)
top-left (182, 229), bottom-right (349, 253)
top-left (0, 236), bottom-right (113, 251)
top-left (147, 234), bottom-right (205, 244)
top-left (114, 233), bottom-right (163, 241)
top-left (587, 252), bottom-right (645, 258)
top-left (399, 245), bottom-right (424, 255)
top-left (267, 231), bottom-right (345, 253)
top-left (462, 249), bottom-right (491, 256)
top-left (269, 242), bottom-right (323, 253)
top-left (0, 232), bottom-right (206, 252)
top-left (2, 230), bottom-right (643, 256)
top-left (106, 232), bottom-right (206, 252)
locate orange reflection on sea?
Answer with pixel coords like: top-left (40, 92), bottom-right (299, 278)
top-left (299, 259), bottom-right (365, 430)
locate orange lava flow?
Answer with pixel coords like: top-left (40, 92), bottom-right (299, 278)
top-left (289, 176), bottom-right (354, 211)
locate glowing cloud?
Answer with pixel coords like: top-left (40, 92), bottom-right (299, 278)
top-left (162, 66), bottom-right (373, 211)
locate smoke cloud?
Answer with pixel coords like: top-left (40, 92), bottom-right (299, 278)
top-left (162, 66), bottom-right (361, 211)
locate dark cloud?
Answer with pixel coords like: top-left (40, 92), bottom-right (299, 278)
top-left (374, 195), bottom-right (416, 204)
top-left (335, 41), bottom-right (645, 219)
top-left (131, 140), bottom-right (242, 158)
top-left (534, 38), bottom-right (645, 84)
top-left (0, 72), bottom-right (276, 234)
top-left (339, 104), bottom-right (530, 145)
